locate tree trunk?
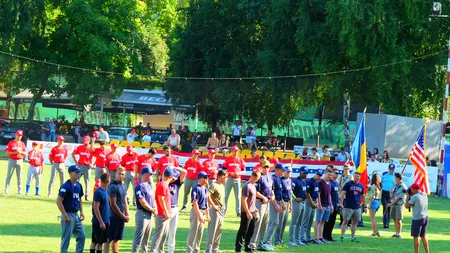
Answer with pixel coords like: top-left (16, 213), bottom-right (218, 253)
top-left (27, 89), bottom-right (45, 121)
top-left (316, 103), bottom-right (325, 147)
top-left (343, 92), bottom-right (351, 150)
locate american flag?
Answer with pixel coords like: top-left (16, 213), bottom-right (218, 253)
top-left (408, 126), bottom-right (430, 195)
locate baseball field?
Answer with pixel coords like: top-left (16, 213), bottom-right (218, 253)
top-left (0, 158), bottom-right (449, 252)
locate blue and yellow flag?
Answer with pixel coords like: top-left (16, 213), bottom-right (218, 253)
top-left (350, 114), bottom-right (368, 192)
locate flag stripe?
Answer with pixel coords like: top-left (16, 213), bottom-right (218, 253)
top-left (408, 126), bottom-right (430, 195)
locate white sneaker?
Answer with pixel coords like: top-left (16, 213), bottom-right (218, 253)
top-left (4, 189), bottom-right (8, 195)
top-left (262, 243), bottom-right (273, 251)
top-left (288, 241), bottom-right (298, 246)
top-left (314, 239), bottom-right (323, 244)
top-left (296, 241), bottom-right (306, 246)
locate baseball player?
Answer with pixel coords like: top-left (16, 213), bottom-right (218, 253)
top-left (301, 170), bottom-right (322, 244)
top-left (205, 169), bottom-right (227, 253)
top-left (167, 166), bottom-right (187, 253)
top-left (137, 148), bottom-right (157, 182)
top-left (251, 155), bottom-right (267, 172)
top-left (25, 142), bottom-right (44, 196)
top-left (223, 146), bottom-right (246, 216)
top-left (121, 145), bottom-right (139, 206)
top-left (274, 165), bottom-right (292, 246)
top-left (105, 143), bottom-right (121, 180)
top-left (289, 166), bottom-right (308, 246)
top-left (186, 171), bottom-right (211, 253)
top-left (202, 149), bottom-right (220, 185)
top-left (156, 146), bottom-right (180, 182)
top-left (90, 173), bottom-right (111, 253)
top-left (4, 129), bottom-right (27, 195)
top-left (48, 136), bottom-right (68, 197)
top-left (90, 137), bottom-right (110, 181)
top-left (181, 149), bottom-right (203, 212)
top-left (72, 136), bottom-right (93, 201)
top-left (56, 165), bottom-right (86, 253)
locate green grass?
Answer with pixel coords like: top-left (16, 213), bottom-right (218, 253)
top-left (0, 158), bottom-right (449, 252)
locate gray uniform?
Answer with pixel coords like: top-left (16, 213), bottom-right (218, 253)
top-left (205, 182), bottom-right (225, 253)
top-left (26, 165), bottom-right (42, 188)
top-left (182, 178), bottom-right (198, 208)
top-left (48, 162), bottom-right (65, 196)
top-left (61, 212), bottom-right (85, 253)
top-left (274, 202), bottom-right (290, 245)
top-left (186, 208), bottom-right (206, 253)
top-left (124, 170), bottom-right (136, 204)
top-left (289, 200), bottom-right (305, 244)
top-left (250, 201), bottom-right (269, 250)
top-left (95, 167), bottom-right (106, 180)
top-left (5, 158), bottom-right (23, 194)
top-left (150, 215), bottom-right (170, 253)
top-left (79, 165), bottom-right (92, 198)
top-left (301, 200), bottom-right (316, 242)
top-left (263, 201), bottom-right (282, 245)
top-left (132, 209), bottom-right (153, 253)
top-left (225, 177), bottom-right (241, 215)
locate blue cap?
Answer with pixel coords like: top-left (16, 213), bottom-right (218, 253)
top-left (316, 169), bottom-right (324, 176)
top-left (141, 167), bottom-right (155, 175)
top-left (283, 166), bottom-right (292, 172)
top-left (172, 170), bottom-right (180, 180)
top-left (68, 165), bottom-right (81, 173)
top-left (197, 171), bottom-right (210, 179)
top-left (275, 163), bottom-right (284, 170)
top-left (299, 166), bottom-right (308, 174)
top-left (164, 168), bottom-right (174, 177)
top-left (388, 164), bottom-right (395, 170)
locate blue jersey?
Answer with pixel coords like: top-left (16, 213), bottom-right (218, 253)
top-left (59, 180), bottom-right (84, 213)
top-left (381, 173), bottom-right (395, 191)
top-left (306, 178), bottom-right (319, 201)
top-left (135, 182), bottom-right (155, 212)
top-left (92, 187), bottom-right (110, 224)
top-left (330, 180), bottom-right (339, 210)
top-left (292, 177), bottom-right (306, 199)
top-left (191, 184), bottom-right (208, 209)
top-left (169, 179), bottom-right (183, 208)
top-left (343, 181), bottom-right (365, 209)
top-left (107, 180), bottom-right (127, 218)
top-left (281, 176), bottom-right (292, 202)
top-left (272, 174), bottom-right (283, 201)
top-left (255, 174), bottom-right (273, 199)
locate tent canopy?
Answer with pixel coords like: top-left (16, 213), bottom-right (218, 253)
top-left (111, 89), bottom-right (192, 112)
top-left (13, 89), bottom-right (71, 103)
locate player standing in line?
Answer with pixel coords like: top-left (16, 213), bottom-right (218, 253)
top-left (4, 129), bottom-right (26, 195)
top-left (223, 146), bottom-right (246, 216)
top-left (90, 173), bottom-right (111, 253)
top-left (167, 166), bottom-right (187, 253)
top-left (48, 136), bottom-right (68, 197)
top-left (72, 136), bottom-right (93, 201)
top-left (156, 146), bottom-right (180, 182)
top-left (202, 149), bottom-right (220, 185)
top-left (289, 166), bottom-right (308, 246)
top-left (301, 170), bottom-right (322, 244)
top-left (205, 170), bottom-right (227, 253)
top-left (121, 145), bottom-right (139, 206)
top-left (137, 148), bottom-right (157, 182)
top-left (274, 166), bottom-right (292, 246)
top-left (181, 149), bottom-right (203, 212)
top-left (25, 142), bottom-right (44, 196)
top-left (90, 137), bottom-right (110, 181)
top-left (105, 144), bottom-right (120, 180)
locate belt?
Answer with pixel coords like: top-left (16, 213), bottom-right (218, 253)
top-left (171, 205), bottom-right (178, 208)
top-left (199, 208), bottom-right (207, 210)
top-left (66, 210), bottom-right (78, 213)
top-left (283, 199), bottom-right (291, 202)
top-left (295, 198), bottom-right (305, 202)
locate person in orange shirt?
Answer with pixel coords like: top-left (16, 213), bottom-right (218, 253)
top-left (156, 146), bottom-right (180, 182)
top-left (48, 136), bottom-right (68, 197)
top-left (4, 130), bottom-right (27, 195)
top-left (223, 146), bottom-right (246, 216)
top-left (72, 136), bottom-right (93, 201)
top-left (25, 142), bottom-right (44, 196)
top-left (105, 143), bottom-right (121, 180)
top-left (89, 137), bottom-right (110, 181)
top-left (121, 145), bottom-right (139, 206)
top-left (180, 149), bottom-right (203, 212)
top-left (137, 148), bottom-right (157, 182)
top-left (202, 149), bottom-right (220, 185)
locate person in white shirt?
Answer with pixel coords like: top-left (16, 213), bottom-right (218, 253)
top-left (310, 147), bottom-right (321, 161)
top-left (97, 127), bottom-right (110, 143)
top-left (127, 129), bottom-right (138, 144)
top-left (336, 147), bottom-right (349, 162)
top-left (367, 154), bottom-right (379, 164)
top-left (165, 128), bottom-right (181, 151)
top-left (142, 130), bottom-right (152, 143)
top-left (232, 120), bottom-right (242, 147)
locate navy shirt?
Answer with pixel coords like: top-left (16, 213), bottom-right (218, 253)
top-left (108, 180), bottom-right (127, 218)
top-left (272, 174), bottom-right (283, 201)
top-left (191, 184), bottom-right (208, 209)
top-left (135, 182), bottom-right (155, 212)
top-left (92, 187), bottom-right (110, 224)
top-left (343, 181), bottom-right (365, 209)
top-left (281, 176), bottom-right (292, 202)
top-left (169, 179), bottom-right (183, 208)
top-left (306, 178), bottom-right (319, 201)
top-left (59, 180), bottom-right (84, 213)
top-left (330, 180), bottom-right (339, 210)
top-left (255, 174), bottom-right (273, 199)
top-left (292, 177), bottom-right (306, 199)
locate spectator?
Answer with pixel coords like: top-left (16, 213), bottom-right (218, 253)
top-left (336, 148), bottom-right (349, 162)
top-left (322, 147), bottom-right (331, 161)
top-left (191, 131), bottom-right (200, 150)
top-left (145, 122), bottom-right (152, 133)
top-left (310, 148), bottom-right (320, 161)
top-left (219, 134), bottom-right (229, 155)
top-left (41, 118), bottom-right (50, 141)
top-left (135, 122), bottom-right (144, 137)
top-left (72, 118), bottom-right (79, 125)
top-left (97, 127), bottom-right (110, 144)
top-left (167, 124), bottom-right (173, 131)
top-left (389, 172), bottom-right (407, 238)
top-left (142, 130), bottom-right (152, 143)
top-left (245, 123), bottom-right (254, 150)
top-left (372, 148), bottom-right (380, 161)
top-left (250, 126), bottom-right (258, 150)
top-left (127, 129), bottom-right (138, 144)
top-left (301, 147), bottom-right (309, 160)
top-left (205, 132), bottom-right (220, 151)
top-left (368, 154), bottom-right (379, 164)
top-left (232, 121), bottom-right (242, 147)
top-left (405, 183), bottom-right (430, 253)
top-left (166, 129), bottom-right (181, 151)
top-left (48, 119), bottom-right (57, 142)
top-left (369, 173), bottom-right (382, 237)
top-left (381, 150), bottom-right (390, 163)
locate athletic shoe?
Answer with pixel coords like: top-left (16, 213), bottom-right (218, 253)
top-left (313, 239), bottom-right (323, 244)
top-left (397, 234), bottom-right (402, 238)
top-left (261, 244), bottom-right (272, 252)
top-left (269, 244), bottom-right (276, 250)
top-left (340, 237), bottom-right (344, 242)
top-left (391, 234), bottom-right (398, 238)
top-left (321, 238), bottom-right (330, 244)
top-left (350, 238), bottom-right (360, 243)
top-left (48, 194), bottom-right (52, 198)
top-left (35, 194), bottom-right (40, 196)
top-left (85, 196), bottom-right (90, 202)
top-left (383, 225), bottom-right (389, 228)
top-left (296, 241), bottom-right (306, 246)
top-left (18, 191), bottom-right (22, 195)
top-left (288, 242), bottom-right (297, 246)
top-left (3, 189), bottom-right (8, 195)
top-left (180, 206), bottom-right (186, 212)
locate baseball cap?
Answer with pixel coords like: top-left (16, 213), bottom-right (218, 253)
top-left (410, 183), bottom-right (420, 190)
top-left (68, 165), bottom-right (81, 173)
top-left (83, 136), bottom-right (90, 143)
top-left (16, 130), bottom-right (23, 136)
top-left (192, 149), bottom-right (200, 155)
top-left (57, 136), bottom-right (65, 141)
top-left (232, 146), bottom-right (240, 152)
top-left (164, 168), bottom-right (175, 177)
top-left (275, 163), bottom-right (284, 170)
top-left (283, 166), bottom-right (292, 172)
top-left (141, 167), bottom-right (155, 175)
top-left (131, 129), bottom-right (136, 133)
top-left (197, 171), bottom-right (210, 179)
top-left (126, 145), bottom-right (134, 152)
top-left (388, 164), bottom-right (395, 170)
top-left (111, 143), bottom-right (118, 149)
top-left (32, 142), bottom-right (38, 146)
top-left (299, 166), bottom-right (309, 174)
top-left (262, 160), bottom-right (271, 168)
top-left (316, 169), bottom-right (324, 176)
top-left (208, 149), bottom-right (216, 155)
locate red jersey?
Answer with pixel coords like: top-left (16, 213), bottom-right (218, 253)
top-left (223, 155), bottom-right (246, 178)
top-left (5, 140), bottom-right (26, 160)
top-left (157, 155), bottom-right (180, 175)
top-left (121, 152), bottom-right (139, 171)
top-left (73, 144), bottom-right (92, 166)
top-left (138, 154), bottom-right (156, 173)
top-left (184, 158), bottom-right (203, 179)
top-left (105, 152), bottom-right (121, 171)
top-left (92, 147), bottom-right (109, 168)
top-left (28, 150), bottom-right (44, 167)
top-left (253, 164), bottom-right (262, 172)
top-left (155, 181), bottom-right (171, 216)
top-left (49, 145), bottom-right (68, 163)
top-left (202, 159), bottom-right (219, 180)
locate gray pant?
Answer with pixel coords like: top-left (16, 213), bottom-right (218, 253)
top-left (182, 178), bottom-right (198, 208)
top-left (289, 201), bottom-right (305, 243)
top-left (263, 201), bottom-right (282, 245)
top-left (205, 207), bottom-right (225, 253)
top-left (109, 170), bottom-right (116, 181)
top-left (4, 158), bottom-right (23, 194)
top-left (48, 162), bottom-right (65, 196)
top-left (132, 209), bottom-right (153, 253)
top-left (250, 201), bottom-right (269, 250)
top-left (26, 165), bottom-right (41, 187)
top-left (95, 167), bottom-right (106, 180)
top-left (150, 216), bottom-right (170, 253)
top-left (301, 201), bottom-right (316, 242)
top-left (79, 165), bottom-right (91, 198)
top-left (168, 207), bottom-right (179, 253)
top-left (60, 212), bottom-right (85, 253)
top-left (187, 208), bottom-right (206, 253)
top-left (124, 170), bottom-right (136, 204)
top-left (274, 202), bottom-right (290, 245)
top-left (225, 177), bottom-right (241, 215)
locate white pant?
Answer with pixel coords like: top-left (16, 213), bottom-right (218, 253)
top-left (26, 165), bottom-right (42, 187)
top-left (167, 207), bottom-right (179, 253)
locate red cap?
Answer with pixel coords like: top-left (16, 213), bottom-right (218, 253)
top-left (83, 136), bottom-right (90, 143)
top-left (16, 130), bottom-right (24, 136)
top-left (93, 131), bottom-right (99, 138)
top-left (126, 145), bottom-right (133, 152)
top-left (131, 129), bottom-right (136, 133)
top-left (146, 129), bottom-right (151, 133)
top-left (111, 143), bottom-right (118, 149)
top-left (57, 136), bottom-right (65, 141)
top-left (410, 183), bottom-right (420, 190)
top-left (32, 142), bottom-right (38, 146)
top-left (208, 149), bottom-right (216, 155)
top-left (192, 149), bottom-right (200, 155)
top-left (232, 146), bottom-right (240, 152)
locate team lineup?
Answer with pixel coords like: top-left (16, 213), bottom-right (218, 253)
top-left (3, 130), bottom-right (429, 253)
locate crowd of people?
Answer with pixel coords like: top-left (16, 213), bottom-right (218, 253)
top-left (3, 129), bottom-right (430, 253)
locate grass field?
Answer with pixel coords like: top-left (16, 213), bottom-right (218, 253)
top-left (0, 158), bottom-right (449, 253)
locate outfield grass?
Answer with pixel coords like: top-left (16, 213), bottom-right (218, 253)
top-left (0, 159), bottom-right (449, 253)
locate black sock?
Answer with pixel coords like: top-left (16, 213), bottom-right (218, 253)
top-left (96, 250), bottom-right (102, 253)
top-left (90, 249), bottom-right (95, 253)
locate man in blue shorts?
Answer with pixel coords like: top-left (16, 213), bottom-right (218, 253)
top-left (340, 171), bottom-right (366, 242)
top-left (90, 173), bottom-right (111, 253)
top-left (314, 168), bottom-right (333, 244)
